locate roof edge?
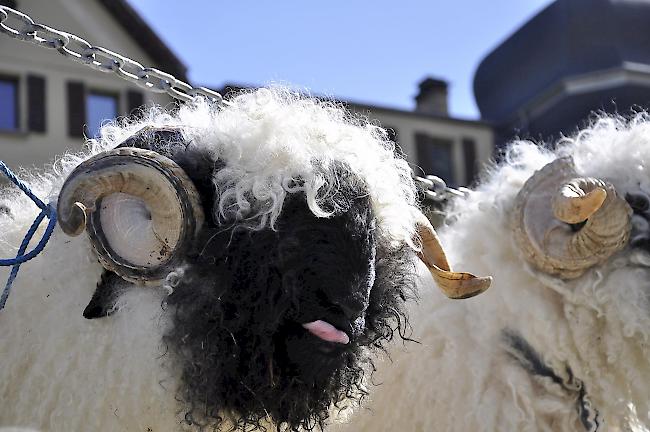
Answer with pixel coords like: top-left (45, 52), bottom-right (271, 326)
top-left (97, 0), bottom-right (188, 81)
top-left (215, 83), bottom-right (491, 127)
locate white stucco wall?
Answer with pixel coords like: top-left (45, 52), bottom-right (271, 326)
top-left (0, 0), bottom-right (175, 170)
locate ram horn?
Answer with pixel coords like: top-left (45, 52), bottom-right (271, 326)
top-left (511, 157), bottom-right (632, 279)
top-left (57, 147), bottom-right (204, 285)
top-left (415, 213), bottom-right (492, 299)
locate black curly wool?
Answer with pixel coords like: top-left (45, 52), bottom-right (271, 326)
top-left (626, 191), bottom-right (650, 251)
top-left (502, 329), bottom-right (600, 432)
top-left (84, 270), bottom-right (131, 319)
top-left (100, 128), bottom-right (418, 431)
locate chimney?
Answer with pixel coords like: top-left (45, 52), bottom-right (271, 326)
top-left (415, 77), bottom-right (448, 116)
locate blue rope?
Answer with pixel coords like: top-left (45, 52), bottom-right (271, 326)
top-left (0, 161), bottom-right (57, 310)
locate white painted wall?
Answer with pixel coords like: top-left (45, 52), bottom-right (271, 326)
top-left (0, 0), bottom-right (174, 170)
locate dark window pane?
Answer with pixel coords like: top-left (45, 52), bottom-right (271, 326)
top-left (415, 133), bottom-right (455, 187)
top-left (87, 92), bottom-right (118, 138)
top-left (0, 78), bottom-right (18, 130)
top-left (462, 138), bottom-right (477, 185)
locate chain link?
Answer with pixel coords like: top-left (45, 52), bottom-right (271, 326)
top-left (413, 174), bottom-right (469, 203)
top-left (0, 5), bottom-right (225, 107)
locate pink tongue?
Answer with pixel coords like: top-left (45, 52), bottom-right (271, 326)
top-left (302, 320), bottom-right (350, 344)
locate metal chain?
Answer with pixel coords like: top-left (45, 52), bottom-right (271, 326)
top-left (0, 6), bottom-right (225, 106)
top-left (413, 174), bottom-right (469, 203)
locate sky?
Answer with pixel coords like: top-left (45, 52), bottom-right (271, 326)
top-left (129, 1), bottom-right (554, 120)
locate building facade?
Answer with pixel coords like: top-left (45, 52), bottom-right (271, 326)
top-left (0, 1), bottom-right (494, 190)
top-left (345, 78), bottom-right (494, 188)
top-left (0, 0), bottom-right (184, 170)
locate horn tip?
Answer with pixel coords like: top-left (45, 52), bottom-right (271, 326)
top-left (445, 276), bottom-right (492, 299)
top-left (429, 270), bottom-right (492, 299)
top-left (554, 185), bottom-right (608, 224)
top-left (59, 202), bottom-right (88, 236)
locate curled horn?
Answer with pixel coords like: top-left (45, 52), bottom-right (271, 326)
top-left (57, 147), bottom-right (204, 285)
top-left (415, 213), bottom-right (492, 299)
top-left (512, 157), bottom-right (632, 279)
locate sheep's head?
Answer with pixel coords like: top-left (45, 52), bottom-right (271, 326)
top-left (500, 131), bottom-right (650, 425)
top-left (55, 111), bottom-right (488, 430)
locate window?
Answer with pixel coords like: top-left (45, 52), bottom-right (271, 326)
top-left (86, 92), bottom-right (118, 138)
top-left (0, 77), bottom-right (18, 131)
top-left (415, 133), bottom-right (455, 186)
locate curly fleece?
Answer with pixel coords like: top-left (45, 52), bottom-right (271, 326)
top-left (333, 114), bottom-right (650, 432)
top-left (0, 88), bottom-right (422, 431)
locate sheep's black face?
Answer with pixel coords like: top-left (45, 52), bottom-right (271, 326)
top-left (83, 132), bottom-right (417, 430)
top-left (163, 165), bottom-right (417, 431)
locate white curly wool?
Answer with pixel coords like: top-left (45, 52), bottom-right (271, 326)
top-left (98, 87), bottom-right (419, 246)
top-left (334, 115), bottom-right (650, 432)
top-left (0, 231), bottom-right (181, 430)
top-left (0, 88), bottom-right (421, 431)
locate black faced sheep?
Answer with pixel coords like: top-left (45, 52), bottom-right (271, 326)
top-left (0, 88), bottom-right (488, 431)
top-left (333, 115), bottom-right (650, 432)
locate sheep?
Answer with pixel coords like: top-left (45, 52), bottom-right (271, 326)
top-left (333, 114), bottom-right (650, 432)
top-left (0, 87), bottom-right (488, 432)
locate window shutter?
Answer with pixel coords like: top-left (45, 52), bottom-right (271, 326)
top-left (67, 81), bottom-right (86, 138)
top-left (126, 90), bottom-right (145, 118)
top-left (415, 133), bottom-right (432, 172)
top-left (27, 75), bottom-right (46, 133)
top-left (462, 138), bottom-right (477, 185)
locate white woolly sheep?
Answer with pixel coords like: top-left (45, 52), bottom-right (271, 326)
top-left (0, 88), bottom-right (488, 432)
top-left (333, 115), bottom-right (650, 432)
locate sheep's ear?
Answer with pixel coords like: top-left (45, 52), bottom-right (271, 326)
top-left (83, 270), bottom-right (130, 319)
